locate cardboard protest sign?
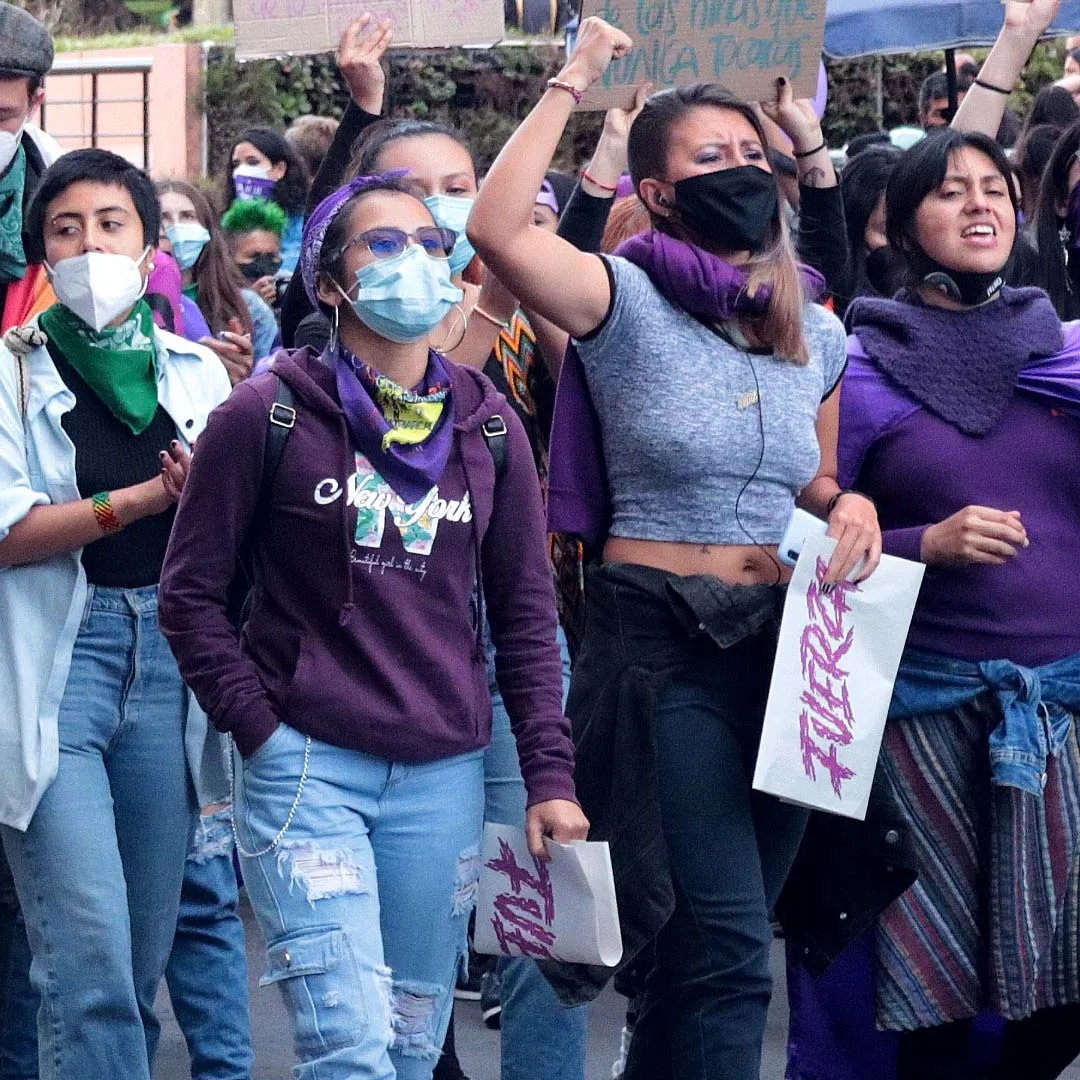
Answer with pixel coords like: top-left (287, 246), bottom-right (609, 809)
top-left (577, 0), bottom-right (827, 110)
top-left (235, 0), bottom-right (504, 62)
top-left (474, 824), bottom-right (623, 967)
top-left (752, 533), bottom-right (924, 821)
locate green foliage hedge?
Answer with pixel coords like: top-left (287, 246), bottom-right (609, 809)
top-left (201, 39), bottom-right (1068, 181)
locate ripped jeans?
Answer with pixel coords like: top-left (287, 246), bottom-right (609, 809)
top-left (234, 724), bottom-right (484, 1080)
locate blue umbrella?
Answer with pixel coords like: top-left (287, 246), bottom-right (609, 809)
top-left (825, 0), bottom-right (1080, 58)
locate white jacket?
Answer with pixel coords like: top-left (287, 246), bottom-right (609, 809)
top-left (0, 320), bottom-right (232, 829)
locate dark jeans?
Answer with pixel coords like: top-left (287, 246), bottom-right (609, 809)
top-left (623, 627), bottom-right (809, 1080)
top-left (0, 845), bottom-right (37, 1080)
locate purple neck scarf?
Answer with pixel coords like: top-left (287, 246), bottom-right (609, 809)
top-left (847, 287), bottom-right (1063, 436)
top-left (547, 231), bottom-right (825, 546)
top-left (614, 230), bottom-right (826, 317)
top-left (332, 344), bottom-right (455, 505)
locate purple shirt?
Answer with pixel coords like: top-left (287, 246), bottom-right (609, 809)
top-left (854, 393), bottom-right (1080, 667)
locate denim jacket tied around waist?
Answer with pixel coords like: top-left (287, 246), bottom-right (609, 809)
top-left (890, 647), bottom-right (1080, 796)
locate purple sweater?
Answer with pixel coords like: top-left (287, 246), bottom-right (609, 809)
top-left (840, 350), bottom-right (1080, 667)
top-left (159, 350), bottom-right (577, 806)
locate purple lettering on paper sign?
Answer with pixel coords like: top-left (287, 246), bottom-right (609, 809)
top-left (486, 838), bottom-right (556, 959)
top-left (798, 558), bottom-right (859, 798)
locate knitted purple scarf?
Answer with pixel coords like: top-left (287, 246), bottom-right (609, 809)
top-left (847, 287), bottom-right (1064, 436)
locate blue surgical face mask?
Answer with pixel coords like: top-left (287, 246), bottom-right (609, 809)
top-left (423, 194), bottom-right (476, 276)
top-left (165, 222), bottom-right (211, 271)
top-left (340, 243), bottom-right (464, 345)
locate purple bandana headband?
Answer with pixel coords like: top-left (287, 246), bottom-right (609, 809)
top-left (300, 170), bottom-right (410, 307)
top-left (536, 179), bottom-right (560, 216)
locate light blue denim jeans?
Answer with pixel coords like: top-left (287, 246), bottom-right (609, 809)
top-left (0, 585), bottom-right (197, 1080)
top-left (483, 625), bottom-right (588, 1080)
top-left (165, 806), bottom-right (254, 1080)
top-left (234, 723), bottom-right (484, 1080)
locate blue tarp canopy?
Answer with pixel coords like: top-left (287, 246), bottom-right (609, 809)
top-left (824, 0), bottom-right (1080, 58)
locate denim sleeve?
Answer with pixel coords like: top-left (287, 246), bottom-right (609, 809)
top-left (0, 346), bottom-right (49, 541)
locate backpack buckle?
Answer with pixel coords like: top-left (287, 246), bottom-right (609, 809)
top-left (269, 403), bottom-right (296, 429)
top-left (482, 415), bottom-right (507, 440)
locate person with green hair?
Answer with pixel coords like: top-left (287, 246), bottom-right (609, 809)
top-left (221, 196), bottom-right (287, 310)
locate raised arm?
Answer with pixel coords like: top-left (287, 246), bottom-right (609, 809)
top-left (466, 18), bottom-right (632, 339)
top-left (951, 0), bottom-right (1061, 137)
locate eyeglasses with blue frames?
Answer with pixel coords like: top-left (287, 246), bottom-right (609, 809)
top-left (337, 226), bottom-right (458, 261)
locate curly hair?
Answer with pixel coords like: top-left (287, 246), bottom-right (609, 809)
top-left (221, 197), bottom-right (288, 239)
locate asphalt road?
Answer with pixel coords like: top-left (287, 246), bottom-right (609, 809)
top-left (153, 898), bottom-right (1080, 1079)
top-left (153, 896), bottom-right (789, 1080)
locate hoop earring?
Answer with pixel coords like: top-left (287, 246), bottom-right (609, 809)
top-left (434, 303), bottom-right (468, 354)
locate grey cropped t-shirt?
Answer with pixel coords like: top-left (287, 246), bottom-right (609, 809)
top-left (573, 255), bottom-right (848, 546)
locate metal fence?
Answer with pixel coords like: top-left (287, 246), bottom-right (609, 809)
top-left (38, 56), bottom-right (153, 169)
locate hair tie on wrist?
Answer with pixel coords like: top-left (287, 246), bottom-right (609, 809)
top-left (581, 168), bottom-right (618, 193)
top-left (974, 77), bottom-right (1011, 96)
top-left (546, 78), bottom-right (583, 105)
top-left (793, 140), bottom-right (827, 159)
top-left (827, 489), bottom-right (876, 516)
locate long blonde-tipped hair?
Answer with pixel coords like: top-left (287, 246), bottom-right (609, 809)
top-left (627, 85), bottom-right (809, 364)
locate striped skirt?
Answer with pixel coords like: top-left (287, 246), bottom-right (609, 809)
top-left (873, 695), bottom-right (1080, 1031)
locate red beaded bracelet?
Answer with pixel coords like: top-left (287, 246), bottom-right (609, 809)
top-left (546, 78), bottom-right (583, 105)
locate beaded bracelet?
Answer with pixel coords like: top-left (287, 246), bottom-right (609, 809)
top-left (546, 78), bottom-right (584, 105)
top-left (91, 491), bottom-right (123, 534)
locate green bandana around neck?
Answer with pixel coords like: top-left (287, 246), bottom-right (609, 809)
top-left (0, 143), bottom-right (28, 285)
top-left (40, 299), bottom-right (161, 435)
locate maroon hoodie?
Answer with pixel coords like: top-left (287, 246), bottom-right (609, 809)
top-left (159, 349), bottom-right (576, 807)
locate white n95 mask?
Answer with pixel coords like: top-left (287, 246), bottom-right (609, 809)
top-left (46, 248), bottom-right (151, 332)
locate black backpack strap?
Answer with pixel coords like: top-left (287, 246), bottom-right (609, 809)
top-left (260, 376), bottom-right (296, 511)
top-left (482, 414), bottom-right (508, 484)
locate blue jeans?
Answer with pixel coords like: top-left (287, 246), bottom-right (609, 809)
top-left (0, 586), bottom-right (197, 1080)
top-left (624, 633), bottom-right (809, 1080)
top-left (0, 850), bottom-right (36, 1080)
top-left (165, 806), bottom-right (254, 1080)
top-left (483, 625), bottom-right (588, 1080)
top-left (235, 724), bottom-right (484, 1080)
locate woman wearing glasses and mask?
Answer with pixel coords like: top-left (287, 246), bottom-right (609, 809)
top-left (0, 149), bottom-right (231, 1080)
top-left (158, 174), bottom-right (587, 1080)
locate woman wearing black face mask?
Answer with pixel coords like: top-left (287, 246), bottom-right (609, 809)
top-left (468, 17), bottom-right (882, 1080)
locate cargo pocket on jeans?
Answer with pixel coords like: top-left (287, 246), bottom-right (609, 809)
top-left (259, 927), bottom-right (368, 1059)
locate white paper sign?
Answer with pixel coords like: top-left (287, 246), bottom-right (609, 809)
top-left (753, 533), bottom-right (925, 821)
top-left (474, 823), bottom-right (623, 968)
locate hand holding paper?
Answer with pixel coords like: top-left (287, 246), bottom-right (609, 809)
top-left (525, 798), bottom-right (590, 859)
top-left (753, 533), bottom-right (924, 820)
top-left (475, 824), bottom-right (623, 968)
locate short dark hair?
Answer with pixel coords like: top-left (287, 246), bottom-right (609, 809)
top-left (26, 148), bottom-right (160, 256)
top-left (885, 127), bottom-right (1015, 258)
top-left (0, 72), bottom-right (43, 97)
top-left (318, 175), bottom-right (424, 289)
top-left (348, 119), bottom-right (477, 181)
top-left (224, 127), bottom-right (310, 217)
top-left (919, 70), bottom-right (973, 115)
top-left (1069, 46), bottom-right (1080, 67)
top-left (841, 143), bottom-right (902, 254)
